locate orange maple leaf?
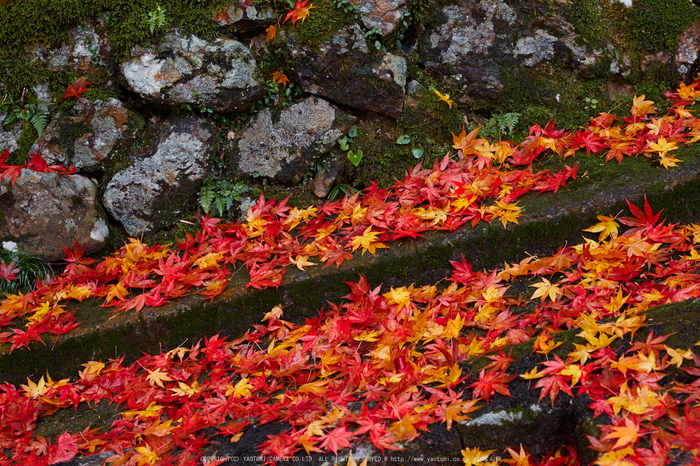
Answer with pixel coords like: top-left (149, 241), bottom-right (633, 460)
top-left (265, 25), bottom-right (277, 43)
top-left (271, 71), bottom-right (290, 88)
top-left (284, 0), bottom-right (315, 25)
top-left (603, 417), bottom-right (640, 449)
top-left (451, 126), bottom-right (486, 157)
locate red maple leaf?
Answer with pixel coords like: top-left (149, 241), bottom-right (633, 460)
top-left (0, 164), bottom-right (23, 185)
top-left (320, 426), bottom-right (355, 455)
top-left (469, 369), bottom-right (515, 403)
top-left (61, 77), bottom-right (95, 100)
top-left (25, 152), bottom-right (49, 172)
top-left (62, 239), bottom-right (98, 278)
top-left (619, 196), bottom-right (662, 232)
top-left (0, 260), bottom-right (19, 281)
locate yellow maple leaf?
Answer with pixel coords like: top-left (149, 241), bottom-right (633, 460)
top-left (193, 251), bottom-right (224, 269)
top-left (354, 329), bottom-right (382, 342)
top-left (104, 282), bottom-right (128, 303)
top-left (146, 368), bottom-right (173, 388)
top-left (520, 367), bottom-right (543, 380)
top-left (228, 378), bottom-right (254, 399)
top-left (452, 126), bottom-right (486, 155)
top-left (658, 151), bottom-right (682, 169)
top-left (665, 345), bottom-right (693, 368)
top-left (583, 215), bottom-right (619, 241)
top-left (433, 89), bottom-right (453, 108)
top-left (170, 381), bottom-right (202, 397)
top-left (630, 94), bottom-right (656, 117)
top-left (495, 200), bottom-right (523, 227)
top-left (122, 402), bottom-right (163, 420)
top-left (504, 444), bottom-right (531, 466)
top-left (494, 141), bottom-right (514, 164)
top-left (462, 447), bottom-right (496, 466)
top-left (350, 226), bottom-right (387, 255)
top-left (677, 81), bottom-right (700, 101)
top-left (135, 444), bottom-right (160, 466)
top-left (262, 304), bottom-right (284, 321)
top-left (290, 255), bottom-right (316, 270)
top-left (21, 376), bottom-right (50, 398)
top-left (559, 364), bottom-right (582, 387)
top-left (594, 447), bottom-right (636, 466)
top-left (530, 277), bottom-right (561, 302)
top-left (79, 361), bottom-right (105, 382)
top-left (647, 135), bottom-right (678, 157)
top-left (384, 286), bottom-right (413, 311)
top-left (532, 333), bottom-right (563, 354)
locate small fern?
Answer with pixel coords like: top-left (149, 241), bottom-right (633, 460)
top-left (199, 178), bottom-right (252, 217)
top-left (199, 180), bottom-right (217, 213)
top-left (147, 4), bottom-right (167, 34)
top-left (21, 105), bottom-right (49, 136)
top-left (1, 95), bottom-right (49, 137)
top-left (482, 112), bottom-right (521, 139)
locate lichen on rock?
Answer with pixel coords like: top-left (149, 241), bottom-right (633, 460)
top-left (102, 116), bottom-right (216, 236)
top-left (121, 32), bottom-right (264, 113)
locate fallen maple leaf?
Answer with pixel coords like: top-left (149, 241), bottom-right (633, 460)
top-left (272, 70), bottom-right (290, 88)
top-left (434, 89), bottom-right (453, 108)
top-left (603, 417), bottom-right (640, 449)
top-left (284, 0), bottom-right (315, 25)
top-left (266, 24), bottom-right (277, 43)
top-left (61, 76), bottom-right (95, 100)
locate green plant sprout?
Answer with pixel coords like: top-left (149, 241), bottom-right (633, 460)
top-left (199, 177), bottom-right (252, 218)
top-left (147, 4), bottom-right (167, 34)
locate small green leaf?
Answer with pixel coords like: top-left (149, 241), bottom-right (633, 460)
top-left (347, 149), bottom-right (363, 166)
top-left (411, 146), bottom-right (424, 159)
top-left (348, 126), bottom-right (357, 138)
top-left (396, 134), bottom-right (411, 145)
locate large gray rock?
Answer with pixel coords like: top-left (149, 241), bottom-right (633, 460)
top-left (235, 96), bottom-right (356, 184)
top-left (285, 25), bottom-right (407, 118)
top-left (102, 116), bottom-right (216, 237)
top-left (31, 98), bottom-right (136, 172)
top-left (121, 32), bottom-right (264, 113)
top-left (0, 171), bottom-right (108, 262)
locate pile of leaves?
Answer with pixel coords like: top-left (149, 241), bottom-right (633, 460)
top-left (3, 79), bottom-right (700, 465)
top-left (2, 198), bottom-right (700, 465)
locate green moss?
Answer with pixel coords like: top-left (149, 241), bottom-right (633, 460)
top-left (13, 121), bottom-right (38, 163)
top-left (497, 67), bottom-right (610, 132)
top-left (630, 0), bottom-right (700, 53)
top-left (569, 0), bottom-right (631, 47)
top-left (290, 0), bottom-right (355, 48)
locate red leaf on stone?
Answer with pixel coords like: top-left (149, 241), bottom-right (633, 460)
top-left (0, 164), bottom-right (22, 185)
top-left (61, 77), bottom-right (94, 100)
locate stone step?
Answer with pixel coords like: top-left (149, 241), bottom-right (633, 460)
top-left (50, 299), bottom-right (700, 466)
top-left (3, 150), bottom-right (700, 386)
